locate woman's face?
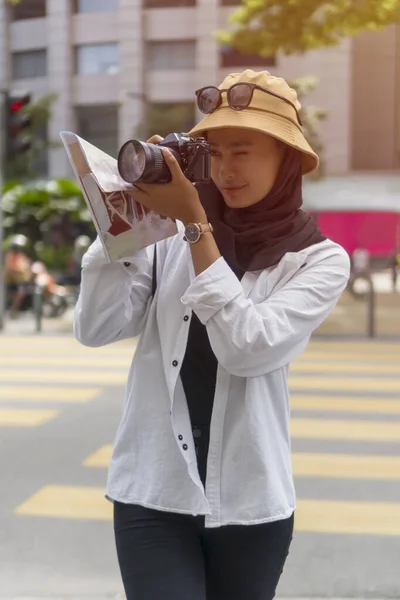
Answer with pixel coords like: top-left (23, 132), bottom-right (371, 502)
top-left (207, 128), bottom-right (283, 208)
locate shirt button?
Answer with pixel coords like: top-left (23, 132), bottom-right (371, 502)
top-left (178, 435), bottom-right (183, 440)
top-left (123, 262), bottom-right (130, 267)
top-left (182, 444), bottom-right (188, 451)
top-left (172, 360), bottom-right (178, 367)
top-left (193, 428), bottom-right (202, 439)
top-left (183, 315), bottom-right (189, 322)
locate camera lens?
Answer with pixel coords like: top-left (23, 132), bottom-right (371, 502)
top-left (117, 140), bottom-right (174, 184)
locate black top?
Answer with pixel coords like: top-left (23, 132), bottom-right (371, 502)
top-left (180, 311), bottom-right (218, 428)
top-left (179, 266), bottom-right (245, 484)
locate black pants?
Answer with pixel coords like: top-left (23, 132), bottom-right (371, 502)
top-left (114, 501), bottom-right (294, 600)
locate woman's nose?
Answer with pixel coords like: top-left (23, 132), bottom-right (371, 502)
top-left (218, 158), bottom-right (235, 180)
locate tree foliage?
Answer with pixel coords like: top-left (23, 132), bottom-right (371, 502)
top-left (217, 0), bottom-right (400, 57)
top-left (1, 178), bottom-right (92, 249)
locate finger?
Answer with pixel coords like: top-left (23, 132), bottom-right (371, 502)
top-left (162, 147), bottom-right (184, 180)
top-left (146, 135), bottom-right (163, 144)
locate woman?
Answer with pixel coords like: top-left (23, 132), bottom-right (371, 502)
top-left (74, 69), bottom-right (350, 600)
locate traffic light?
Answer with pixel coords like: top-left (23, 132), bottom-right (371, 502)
top-left (5, 90), bottom-right (32, 157)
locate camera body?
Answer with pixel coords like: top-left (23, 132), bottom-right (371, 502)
top-left (117, 132), bottom-right (211, 185)
top-left (158, 133), bottom-right (210, 184)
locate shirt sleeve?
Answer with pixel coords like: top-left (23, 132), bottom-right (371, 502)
top-left (180, 247), bottom-right (351, 377)
top-left (73, 236), bottom-right (155, 347)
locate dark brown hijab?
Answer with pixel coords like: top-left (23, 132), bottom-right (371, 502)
top-left (196, 145), bottom-right (326, 273)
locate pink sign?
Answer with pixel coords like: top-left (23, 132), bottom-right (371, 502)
top-left (313, 211), bottom-right (400, 256)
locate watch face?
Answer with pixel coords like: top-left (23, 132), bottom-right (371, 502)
top-left (185, 223), bottom-right (200, 243)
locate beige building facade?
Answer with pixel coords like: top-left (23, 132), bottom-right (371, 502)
top-left (0, 0), bottom-right (399, 179)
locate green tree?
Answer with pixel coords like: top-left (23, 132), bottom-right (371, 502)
top-left (1, 178), bottom-right (93, 256)
top-left (216, 0), bottom-right (400, 56)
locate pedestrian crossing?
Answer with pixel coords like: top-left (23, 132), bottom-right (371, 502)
top-left (2, 335), bottom-right (400, 536)
top-left (0, 336), bottom-right (134, 426)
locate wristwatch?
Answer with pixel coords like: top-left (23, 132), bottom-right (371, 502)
top-left (183, 222), bottom-right (214, 244)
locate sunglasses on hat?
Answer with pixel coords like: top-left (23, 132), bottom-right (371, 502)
top-left (195, 82), bottom-right (302, 127)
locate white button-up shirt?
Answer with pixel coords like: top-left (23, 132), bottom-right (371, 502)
top-left (74, 224), bottom-right (350, 528)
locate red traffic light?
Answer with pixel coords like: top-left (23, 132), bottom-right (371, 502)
top-left (5, 90), bottom-right (32, 156)
top-left (10, 101), bottom-right (24, 112)
top-left (7, 91), bottom-right (31, 112)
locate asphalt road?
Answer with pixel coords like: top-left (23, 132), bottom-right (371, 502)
top-left (0, 333), bottom-right (399, 599)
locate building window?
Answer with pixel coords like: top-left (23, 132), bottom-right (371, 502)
top-left (10, 0), bottom-right (46, 20)
top-left (12, 50), bottom-right (47, 79)
top-left (147, 41), bottom-right (196, 70)
top-left (75, 44), bottom-right (119, 75)
top-left (75, 105), bottom-right (119, 158)
top-left (73, 0), bottom-right (119, 13)
top-left (220, 46), bottom-right (276, 68)
top-left (143, 0), bottom-right (196, 7)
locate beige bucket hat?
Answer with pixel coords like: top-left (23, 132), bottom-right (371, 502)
top-left (189, 69), bottom-right (319, 175)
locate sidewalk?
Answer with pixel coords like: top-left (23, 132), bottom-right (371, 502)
top-left (1, 274), bottom-right (399, 340)
top-left (0, 307), bottom-right (75, 337)
top-left (315, 285), bottom-right (400, 338)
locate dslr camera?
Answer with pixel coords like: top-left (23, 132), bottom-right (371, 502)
top-left (117, 132), bottom-right (211, 185)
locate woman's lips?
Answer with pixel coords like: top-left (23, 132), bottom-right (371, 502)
top-left (221, 185), bottom-right (247, 195)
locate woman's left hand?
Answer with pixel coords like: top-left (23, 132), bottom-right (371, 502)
top-left (132, 147), bottom-right (207, 225)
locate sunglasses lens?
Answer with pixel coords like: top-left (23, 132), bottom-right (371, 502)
top-left (229, 84), bottom-right (252, 110)
top-left (197, 87), bottom-right (220, 114)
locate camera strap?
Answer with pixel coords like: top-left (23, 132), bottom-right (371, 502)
top-left (151, 244), bottom-right (157, 298)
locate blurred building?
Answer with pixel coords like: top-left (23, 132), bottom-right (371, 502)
top-left (0, 0), bottom-right (399, 179)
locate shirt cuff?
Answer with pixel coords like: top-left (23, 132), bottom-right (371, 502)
top-left (180, 257), bottom-right (243, 324)
top-left (82, 236), bottom-right (150, 273)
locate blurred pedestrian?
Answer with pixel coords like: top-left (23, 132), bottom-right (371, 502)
top-left (4, 235), bottom-right (33, 319)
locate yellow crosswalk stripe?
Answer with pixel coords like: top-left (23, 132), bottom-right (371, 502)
top-left (83, 444), bottom-right (113, 467)
top-left (295, 499), bottom-right (400, 536)
top-left (289, 375), bottom-right (400, 393)
top-left (0, 386), bottom-right (101, 402)
top-left (0, 337), bottom-right (135, 351)
top-left (14, 484), bottom-right (400, 535)
top-left (85, 445), bottom-right (400, 475)
top-left (291, 362), bottom-right (400, 375)
top-left (0, 407), bottom-right (59, 426)
top-left (290, 418), bottom-right (400, 442)
top-left (292, 452), bottom-right (400, 479)
top-left (293, 348), bottom-right (400, 364)
top-left (14, 485), bottom-right (112, 520)
top-left (0, 369), bottom-right (127, 385)
top-left (290, 395), bottom-right (400, 414)
top-left (0, 357), bottom-right (131, 368)
top-left (307, 341), bottom-right (400, 352)
top-left (297, 352), bottom-right (400, 362)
